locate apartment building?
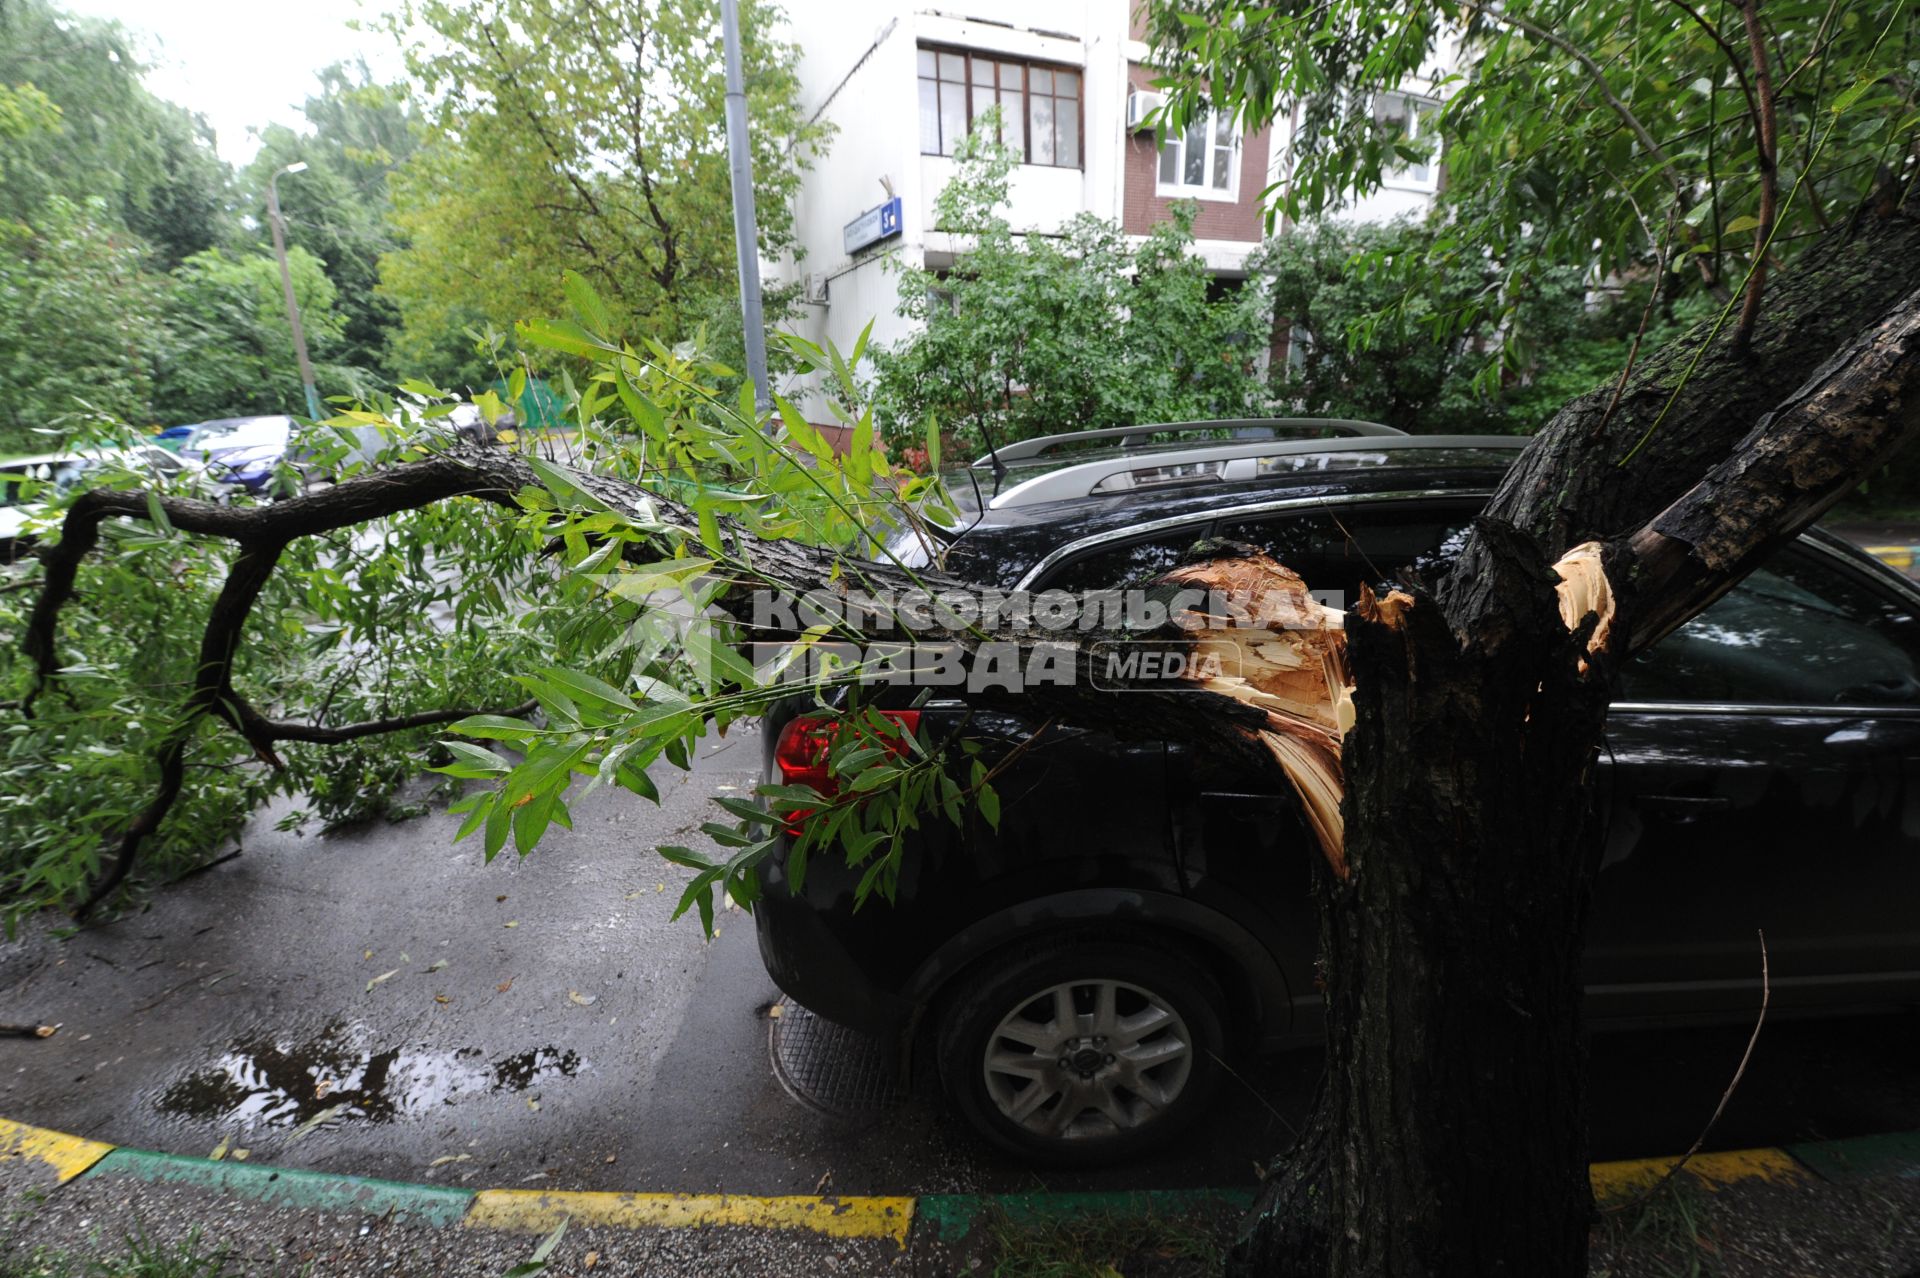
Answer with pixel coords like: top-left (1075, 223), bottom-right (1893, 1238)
top-left (774, 1), bottom-right (1448, 420)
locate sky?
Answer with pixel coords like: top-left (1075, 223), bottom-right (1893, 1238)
top-left (61, 0), bottom-right (407, 166)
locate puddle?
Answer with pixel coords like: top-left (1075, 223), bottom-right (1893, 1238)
top-left (153, 1020), bottom-right (583, 1132)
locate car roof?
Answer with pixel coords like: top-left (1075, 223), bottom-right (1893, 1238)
top-left (929, 426), bottom-right (1523, 588)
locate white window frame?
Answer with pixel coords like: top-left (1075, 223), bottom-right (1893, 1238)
top-left (1376, 91), bottom-right (1441, 192)
top-left (1155, 108), bottom-right (1241, 202)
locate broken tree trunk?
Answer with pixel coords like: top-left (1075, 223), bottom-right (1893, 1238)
top-left (1227, 190), bottom-right (1920, 1275)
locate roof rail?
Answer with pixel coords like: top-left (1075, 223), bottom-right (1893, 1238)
top-left (985, 433), bottom-right (1527, 510)
top-left (977, 418), bottom-right (1405, 466)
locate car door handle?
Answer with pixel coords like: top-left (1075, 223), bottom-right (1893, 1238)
top-left (1638, 795), bottom-right (1733, 812)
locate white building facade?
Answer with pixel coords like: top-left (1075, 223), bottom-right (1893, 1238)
top-left (774, 1), bottom-right (1447, 424)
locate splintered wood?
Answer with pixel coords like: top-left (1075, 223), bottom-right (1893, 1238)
top-left (1550, 541), bottom-right (1615, 671)
top-left (1158, 544), bottom-right (1613, 879)
top-left (1159, 553), bottom-right (1396, 881)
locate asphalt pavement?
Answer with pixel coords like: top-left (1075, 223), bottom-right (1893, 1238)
top-left (4, 723), bottom-right (1920, 1211)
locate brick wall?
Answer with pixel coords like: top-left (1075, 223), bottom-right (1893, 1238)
top-left (1120, 63), bottom-right (1270, 244)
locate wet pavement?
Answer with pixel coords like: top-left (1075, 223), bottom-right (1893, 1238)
top-left (2, 728), bottom-right (1919, 1203)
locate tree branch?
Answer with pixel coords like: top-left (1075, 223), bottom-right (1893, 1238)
top-left (1733, 0), bottom-right (1780, 348)
top-left (1625, 283), bottom-right (1920, 648)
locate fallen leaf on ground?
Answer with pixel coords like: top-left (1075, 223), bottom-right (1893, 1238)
top-left (567, 990), bottom-right (596, 1007)
top-left (813, 1169), bottom-right (832, 1193)
top-left (767, 1004), bottom-right (783, 1019)
top-left (504, 921), bottom-right (519, 929)
top-left (435, 994), bottom-right (451, 1004)
top-left (496, 895), bottom-right (507, 902)
top-left (231, 1149), bottom-right (249, 1161)
top-left (363, 949), bottom-right (372, 960)
top-left (604, 1153), bottom-right (616, 1164)
top-left (366, 969), bottom-right (400, 993)
top-left (430, 1154), bottom-right (472, 1168)
top-left (209, 1135), bottom-right (229, 1161)
top-left (33, 1025), bottom-right (56, 1039)
top-left (526, 1098), bottom-right (540, 1112)
top-left (584, 1251), bottom-right (599, 1269)
top-left (425, 959), bottom-right (449, 973)
top-left (399, 952), bottom-right (410, 964)
top-left (497, 977), bottom-right (514, 993)
top-left (315, 1078), bottom-right (334, 1100)
top-left (286, 1104), bottom-right (345, 1143)
top-left (655, 884), bottom-right (663, 893)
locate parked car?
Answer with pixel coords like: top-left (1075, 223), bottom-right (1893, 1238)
top-left (0, 444), bottom-right (198, 561)
top-left (151, 425), bottom-right (197, 452)
top-left (753, 419), bottom-right (1920, 1163)
top-left (181, 415), bottom-right (296, 498)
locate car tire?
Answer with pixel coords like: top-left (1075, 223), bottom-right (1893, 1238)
top-left (936, 938), bottom-right (1226, 1165)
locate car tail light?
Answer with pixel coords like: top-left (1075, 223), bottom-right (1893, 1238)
top-left (772, 710), bottom-right (921, 834)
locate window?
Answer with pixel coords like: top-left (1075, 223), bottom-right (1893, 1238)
top-left (1039, 528), bottom-right (1215, 593)
top-left (1213, 505), bottom-right (1477, 609)
top-left (1157, 109), bottom-right (1238, 197)
top-left (918, 46), bottom-right (1082, 168)
top-left (1375, 92), bottom-right (1440, 189)
top-left (1621, 550), bottom-right (1920, 706)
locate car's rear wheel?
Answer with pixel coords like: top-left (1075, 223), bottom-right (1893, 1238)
top-left (936, 939), bottom-right (1225, 1164)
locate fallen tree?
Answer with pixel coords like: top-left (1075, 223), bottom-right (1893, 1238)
top-left (10, 187), bottom-right (1918, 1273)
top-left (10, 5), bottom-right (1920, 1269)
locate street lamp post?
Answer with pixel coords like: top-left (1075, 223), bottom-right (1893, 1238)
top-left (266, 161), bottom-right (323, 421)
top-left (720, 0), bottom-right (772, 422)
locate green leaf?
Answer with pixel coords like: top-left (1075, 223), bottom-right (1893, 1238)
top-left (535, 666), bottom-right (639, 716)
top-left (849, 765), bottom-right (901, 793)
top-left (516, 317), bottom-right (618, 359)
top-left (713, 795), bottom-right (780, 826)
top-left (503, 1215), bottom-right (570, 1277)
top-left (432, 741), bottom-right (513, 778)
top-left (978, 783), bottom-right (1001, 831)
top-left (657, 845), bottom-right (714, 870)
top-left (144, 491), bottom-right (173, 536)
top-left (563, 268), bottom-right (614, 335)
top-left (451, 715), bottom-right (539, 741)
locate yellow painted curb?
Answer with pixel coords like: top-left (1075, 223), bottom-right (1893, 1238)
top-left (0, 1117), bottom-right (115, 1185)
top-left (464, 1190), bottom-right (916, 1247)
top-left (1865, 546), bottom-right (1917, 569)
top-left (1590, 1146), bottom-right (1802, 1200)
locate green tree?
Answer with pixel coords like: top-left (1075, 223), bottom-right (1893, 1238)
top-left (1250, 217), bottom-right (1589, 433)
top-left (0, 196), bottom-right (169, 447)
top-left (375, 0), bottom-right (827, 383)
top-left (0, 0), bottom-right (233, 266)
top-left (873, 128), bottom-right (1272, 455)
top-left (245, 63), bottom-right (421, 381)
top-left (154, 247), bottom-right (362, 423)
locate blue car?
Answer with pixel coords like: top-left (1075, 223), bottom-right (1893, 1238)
top-left (181, 416), bottom-right (295, 498)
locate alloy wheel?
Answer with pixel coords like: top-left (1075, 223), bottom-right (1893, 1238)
top-left (980, 978), bottom-right (1195, 1140)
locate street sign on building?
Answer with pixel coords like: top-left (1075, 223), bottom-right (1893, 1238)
top-left (842, 196), bottom-right (903, 255)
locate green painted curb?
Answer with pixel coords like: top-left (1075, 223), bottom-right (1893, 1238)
top-left (1786, 1130), bottom-right (1920, 1183)
top-left (84, 1148), bottom-right (474, 1227)
top-left (915, 1188), bottom-right (1258, 1243)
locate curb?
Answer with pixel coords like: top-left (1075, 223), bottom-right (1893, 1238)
top-left (4, 1114), bottom-right (1917, 1248)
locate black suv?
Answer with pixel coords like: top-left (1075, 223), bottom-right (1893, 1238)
top-left (754, 420), bottom-right (1920, 1163)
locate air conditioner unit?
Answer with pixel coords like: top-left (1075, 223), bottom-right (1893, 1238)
top-left (1126, 89), bottom-right (1165, 133)
top-left (803, 272), bottom-right (829, 305)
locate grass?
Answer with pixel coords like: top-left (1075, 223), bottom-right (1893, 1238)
top-left (1591, 1181), bottom-right (1727, 1278)
top-left (0, 1229), bottom-right (234, 1278)
top-left (981, 1206), bottom-right (1231, 1278)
